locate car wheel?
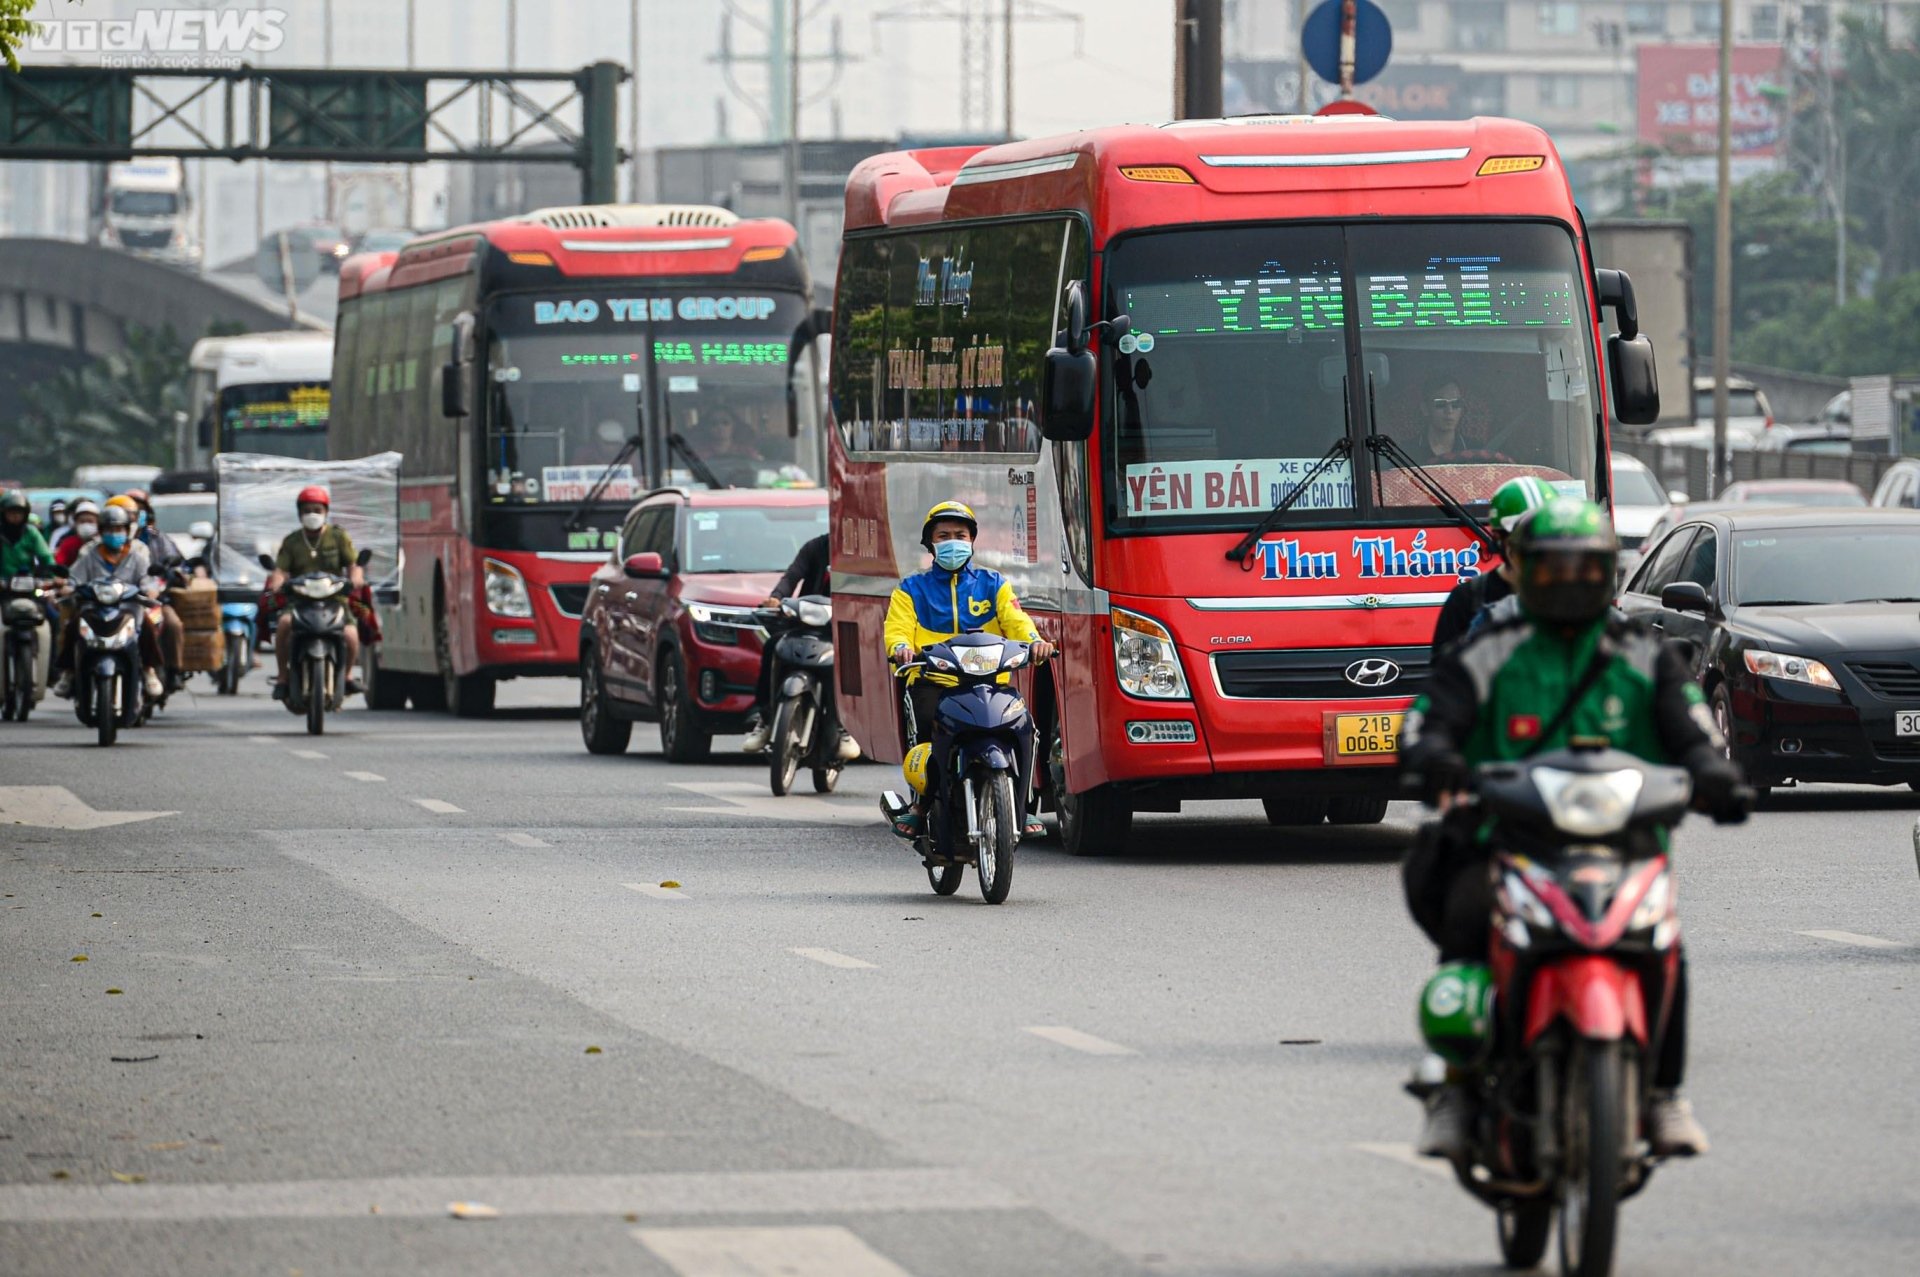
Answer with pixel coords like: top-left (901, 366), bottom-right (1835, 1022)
top-left (657, 649), bottom-right (711, 763)
top-left (1710, 684), bottom-right (1735, 759)
top-left (579, 647), bottom-right (632, 756)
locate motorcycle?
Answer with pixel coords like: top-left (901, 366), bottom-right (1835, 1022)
top-left (879, 632), bottom-right (1040, 905)
top-left (71, 578), bottom-right (148, 746)
top-left (2, 567), bottom-right (61, 721)
top-left (1416, 745), bottom-right (1745, 1277)
top-left (758, 594), bottom-right (845, 796)
top-left (214, 595), bottom-right (259, 695)
top-left (261, 550), bottom-right (369, 735)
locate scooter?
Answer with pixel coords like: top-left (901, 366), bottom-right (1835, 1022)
top-left (1414, 746), bottom-right (1747, 1277)
top-left (262, 550), bottom-right (368, 735)
top-left (758, 594), bottom-right (845, 796)
top-left (214, 596), bottom-right (259, 695)
top-left (71, 578), bottom-right (147, 747)
top-left (880, 632), bottom-right (1040, 905)
top-left (2, 567), bottom-right (60, 721)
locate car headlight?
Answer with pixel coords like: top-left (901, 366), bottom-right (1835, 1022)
top-left (956, 643), bottom-right (1005, 676)
top-left (1628, 868), bottom-right (1674, 931)
top-left (483, 558), bottom-right (532, 618)
top-left (1743, 649), bottom-right (1841, 691)
top-left (1531, 767), bottom-right (1644, 838)
top-left (1112, 607), bottom-right (1190, 700)
top-left (794, 599), bottom-right (831, 629)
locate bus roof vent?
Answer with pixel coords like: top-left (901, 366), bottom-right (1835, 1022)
top-left (514, 204), bottom-right (741, 230)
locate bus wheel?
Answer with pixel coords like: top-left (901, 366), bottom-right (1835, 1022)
top-left (364, 649), bottom-right (409, 710)
top-left (1326, 795), bottom-right (1390, 825)
top-left (1262, 797), bottom-right (1328, 826)
top-left (435, 601), bottom-right (495, 718)
top-left (1057, 785), bottom-right (1131, 856)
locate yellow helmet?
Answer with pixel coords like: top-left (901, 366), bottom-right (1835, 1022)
top-left (902, 742), bottom-right (933, 795)
top-left (104, 495), bottom-right (139, 514)
top-left (920, 500), bottom-right (978, 549)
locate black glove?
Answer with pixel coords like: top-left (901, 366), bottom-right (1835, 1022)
top-left (1690, 754), bottom-right (1752, 824)
top-left (1414, 750), bottom-right (1469, 807)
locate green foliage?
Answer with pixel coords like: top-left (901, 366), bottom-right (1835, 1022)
top-left (1742, 272), bottom-right (1920, 377)
top-left (0, 0), bottom-right (34, 73)
top-left (1830, 17), bottom-right (1920, 281)
top-left (3, 326), bottom-right (191, 485)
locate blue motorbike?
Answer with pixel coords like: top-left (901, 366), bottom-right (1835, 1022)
top-left (214, 596), bottom-right (258, 695)
top-left (881, 632), bottom-right (1040, 904)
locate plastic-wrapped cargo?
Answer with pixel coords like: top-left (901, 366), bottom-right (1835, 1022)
top-left (212, 452), bottom-right (400, 600)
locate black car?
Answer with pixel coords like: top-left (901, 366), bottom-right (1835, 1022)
top-left (1620, 507), bottom-right (1920, 795)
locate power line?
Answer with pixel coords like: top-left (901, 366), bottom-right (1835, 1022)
top-left (873, 0), bottom-right (1083, 139)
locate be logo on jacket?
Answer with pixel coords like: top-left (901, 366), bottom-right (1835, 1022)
top-left (883, 562), bottom-right (1039, 656)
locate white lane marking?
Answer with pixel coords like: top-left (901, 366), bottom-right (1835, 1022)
top-left (635, 1225), bottom-right (912, 1276)
top-left (500, 832), bottom-right (549, 848)
top-left (0, 787), bottom-right (176, 831)
top-left (1353, 1142), bottom-right (1452, 1180)
top-left (342, 771), bottom-right (386, 783)
top-left (791, 947), bottom-right (877, 970)
top-left (291, 749), bottom-right (328, 760)
top-left (246, 735), bottom-right (277, 744)
top-left (0, 1167), bottom-right (1020, 1223)
top-left (1023, 1026), bottom-right (1138, 1057)
top-left (412, 798), bottom-right (464, 814)
top-left (1797, 929), bottom-right (1906, 950)
top-left (623, 882), bottom-right (690, 901)
top-left (668, 781), bottom-right (871, 825)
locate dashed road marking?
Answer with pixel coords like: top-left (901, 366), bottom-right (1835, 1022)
top-left (411, 798), bottom-right (464, 814)
top-left (1353, 1142), bottom-right (1452, 1180)
top-left (624, 882), bottom-right (690, 901)
top-left (791, 947), bottom-right (876, 970)
top-left (1023, 1026), bottom-right (1137, 1056)
top-left (1797, 929), bottom-right (1905, 950)
top-left (634, 1225), bottom-right (912, 1276)
top-left (246, 735), bottom-right (277, 744)
top-left (667, 781), bottom-right (871, 825)
top-left (291, 749), bottom-right (327, 760)
top-left (500, 832), bottom-right (549, 848)
top-left (343, 771), bottom-right (386, 783)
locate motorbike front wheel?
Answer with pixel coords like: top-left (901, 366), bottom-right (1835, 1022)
top-left (306, 656), bottom-right (328, 735)
top-left (219, 634), bottom-right (248, 695)
top-left (975, 770), bottom-right (1017, 905)
top-left (769, 694), bottom-right (813, 796)
top-left (1497, 1197), bottom-right (1553, 1270)
top-left (5, 640), bottom-right (28, 721)
top-left (811, 765), bottom-right (841, 794)
top-left (1559, 1040), bottom-right (1624, 1277)
top-left (96, 673), bottom-right (118, 747)
top-left (927, 862), bottom-right (963, 895)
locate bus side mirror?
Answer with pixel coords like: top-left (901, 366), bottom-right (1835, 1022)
top-left (1595, 268), bottom-right (1640, 341)
top-left (1041, 347), bottom-right (1096, 442)
top-left (196, 412), bottom-right (213, 449)
top-left (441, 362), bottom-right (468, 418)
top-left (1608, 333), bottom-right (1660, 427)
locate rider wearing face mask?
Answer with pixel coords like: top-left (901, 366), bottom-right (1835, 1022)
top-left (266, 486), bottom-right (366, 699)
top-left (53, 504), bottom-right (166, 701)
top-left (884, 501), bottom-right (1054, 838)
top-left (53, 501), bottom-right (100, 569)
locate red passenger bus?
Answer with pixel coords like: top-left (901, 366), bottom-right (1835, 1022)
top-left (827, 115), bottom-right (1658, 852)
top-left (331, 205), bottom-right (829, 715)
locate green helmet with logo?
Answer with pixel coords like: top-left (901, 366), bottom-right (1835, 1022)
top-left (1510, 497), bottom-right (1619, 626)
top-left (1419, 961), bottom-right (1494, 1066)
top-left (1488, 475), bottom-right (1556, 536)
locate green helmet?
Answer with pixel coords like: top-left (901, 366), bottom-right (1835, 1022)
top-left (1509, 497), bottom-right (1619, 626)
top-left (1419, 961), bottom-right (1494, 1066)
top-left (0, 490), bottom-right (28, 516)
top-left (1488, 475), bottom-right (1556, 535)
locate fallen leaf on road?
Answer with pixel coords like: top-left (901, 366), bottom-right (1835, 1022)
top-left (110, 1172), bottom-right (146, 1184)
top-left (70, 955), bottom-right (87, 962)
top-left (147, 1141), bottom-right (188, 1151)
top-left (50, 1170), bottom-right (69, 1180)
top-left (369, 1205), bottom-right (379, 1214)
top-left (658, 880), bottom-right (680, 889)
top-left (91, 913), bottom-right (102, 918)
top-left (584, 1046), bottom-right (603, 1055)
top-left (448, 1201), bottom-right (498, 1220)
top-left (109, 1055), bottom-right (158, 1064)
top-left (106, 988), bottom-right (123, 995)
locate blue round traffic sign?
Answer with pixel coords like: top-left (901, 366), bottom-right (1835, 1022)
top-left (1302, 0), bottom-right (1393, 87)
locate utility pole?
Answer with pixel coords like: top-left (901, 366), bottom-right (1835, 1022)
top-left (1711, 0), bottom-right (1733, 497)
top-left (323, 0), bottom-right (335, 222)
top-left (1003, 0), bottom-right (1015, 140)
top-left (1174, 0), bottom-right (1223, 120)
top-left (875, 2), bottom-right (1080, 137)
top-left (630, 3), bottom-right (642, 203)
top-left (788, 0), bottom-right (802, 227)
top-left (405, 0), bottom-right (416, 226)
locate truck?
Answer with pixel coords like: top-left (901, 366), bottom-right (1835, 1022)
top-left (99, 160), bottom-right (200, 269)
top-left (1587, 219), bottom-right (1694, 432)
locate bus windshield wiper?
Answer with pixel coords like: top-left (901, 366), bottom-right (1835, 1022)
top-left (1363, 432), bottom-right (1497, 555)
top-left (669, 432), bottom-right (727, 491)
top-left (564, 433), bottom-right (643, 533)
top-left (1224, 435), bottom-right (1353, 566)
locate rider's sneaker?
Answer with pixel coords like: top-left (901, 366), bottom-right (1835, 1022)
top-left (271, 681), bottom-right (289, 702)
top-left (740, 715), bottom-right (771, 753)
top-left (142, 670), bottom-right (164, 700)
top-left (835, 730), bottom-right (862, 762)
top-left (1416, 1084), bottom-right (1472, 1160)
top-left (1648, 1092), bottom-right (1709, 1157)
top-left (51, 673), bottom-right (73, 700)
top-left (346, 677), bottom-right (365, 696)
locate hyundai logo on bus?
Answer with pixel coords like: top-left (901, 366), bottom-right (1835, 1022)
top-left (533, 296), bottom-right (778, 325)
top-left (1343, 659), bottom-right (1403, 689)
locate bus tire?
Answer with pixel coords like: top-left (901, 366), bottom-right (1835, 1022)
top-left (1057, 784), bottom-right (1131, 856)
top-left (435, 598), bottom-right (494, 718)
top-left (364, 649), bottom-right (409, 710)
top-left (1326, 794), bottom-right (1390, 825)
top-left (657, 649), bottom-right (710, 762)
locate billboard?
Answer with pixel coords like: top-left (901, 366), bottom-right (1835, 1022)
top-left (1637, 44), bottom-right (1785, 186)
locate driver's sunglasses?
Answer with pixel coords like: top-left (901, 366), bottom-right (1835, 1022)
top-left (1430, 396), bottom-right (1464, 411)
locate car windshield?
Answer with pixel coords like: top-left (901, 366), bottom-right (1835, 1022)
top-left (1734, 528), bottom-right (1920, 605)
top-left (1693, 388), bottom-right (1762, 418)
top-left (1611, 464), bottom-right (1666, 506)
top-left (219, 381), bottom-right (330, 460)
top-left (1734, 487), bottom-right (1865, 507)
top-left (152, 497), bottom-right (215, 534)
top-left (1104, 220), bottom-right (1600, 529)
top-left (484, 290), bottom-right (817, 503)
top-left (682, 504), bottom-right (827, 574)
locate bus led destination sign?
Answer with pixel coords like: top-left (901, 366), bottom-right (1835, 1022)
top-left (533, 295), bottom-right (780, 325)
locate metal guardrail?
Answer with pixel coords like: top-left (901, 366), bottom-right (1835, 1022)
top-left (1613, 438), bottom-right (1901, 501)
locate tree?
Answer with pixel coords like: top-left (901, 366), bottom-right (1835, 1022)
top-left (3, 326), bottom-right (190, 485)
top-left (1828, 17), bottom-right (1920, 283)
top-left (2, 0), bottom-right (44, 73)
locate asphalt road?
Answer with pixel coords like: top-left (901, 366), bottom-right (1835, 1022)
top-left (3, 678), bottom-right (1916, 1276)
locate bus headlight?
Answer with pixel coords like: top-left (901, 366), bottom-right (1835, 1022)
top-left (483, 558), bottom-right (533, 618)
top-left (1111, 607), bottom-right (1190, 700)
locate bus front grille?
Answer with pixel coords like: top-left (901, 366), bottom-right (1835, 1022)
top-left (1212, 647), bottom-right (1431, 700)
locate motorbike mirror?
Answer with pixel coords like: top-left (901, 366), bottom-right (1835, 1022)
top-left (356, 548), bottom-right (373, 567)
top-left (257, 553), bottom-right (275, 571)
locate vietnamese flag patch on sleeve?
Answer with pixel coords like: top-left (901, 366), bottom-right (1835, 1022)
top-left (1507, 713), bottom-right (1543, 742)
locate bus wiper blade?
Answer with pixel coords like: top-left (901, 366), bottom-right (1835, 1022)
top-left (1224, 436), bottom-right (1353, 566)
top-left (1363, 433), bottom-right (1497, 555)
top-left (564, 434), bottom-right (642, 533)
top-left (669, 432), bottom-right (728, 491)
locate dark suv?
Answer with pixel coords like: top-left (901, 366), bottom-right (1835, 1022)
top-left (578, 487), bottom-right (828, 761)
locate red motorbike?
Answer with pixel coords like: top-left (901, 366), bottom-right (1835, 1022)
top-left (1440, 745), bottom-right (1742, 1277)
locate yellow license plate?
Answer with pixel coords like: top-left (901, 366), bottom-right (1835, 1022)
top-left (1327, 712), bottom-right (1405, 764)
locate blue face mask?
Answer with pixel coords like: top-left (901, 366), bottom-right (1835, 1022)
top-left (932, 540), bottom-right (972, 571)
top-left (101, 532), bottom-right (128, 550)
top-left (137, 511), bottom-right (150, 529)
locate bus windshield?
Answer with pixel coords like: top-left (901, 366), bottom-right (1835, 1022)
top-left (219, 381), bottom-right (330, 461)
top-left (482, 290), bottom-right (817, 504)
top-left (1106, 221), bottom-right (1600, 530)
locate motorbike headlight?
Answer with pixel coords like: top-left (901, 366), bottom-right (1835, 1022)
top-left (1112, 607), bottom-right (1190, 700)
top-left (483, 558), bottom-right (533, 618)
top-left (1531, 767), bottom-right (1644, 838)
top-left (1628, 868), bottom-right (1674, 932)
top-left (94, 582), bottom-right (130, 604)
top-left (956, 643), bottom-right (1005, 676)
top-left (794, 599), bottom-right (831, 629)
top-left (8, 575), bottom-right (33, 592)
top-left (294, 577), bottom-right (338, 600)
top-left (1743, 649), bottom-right (1841, 691)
